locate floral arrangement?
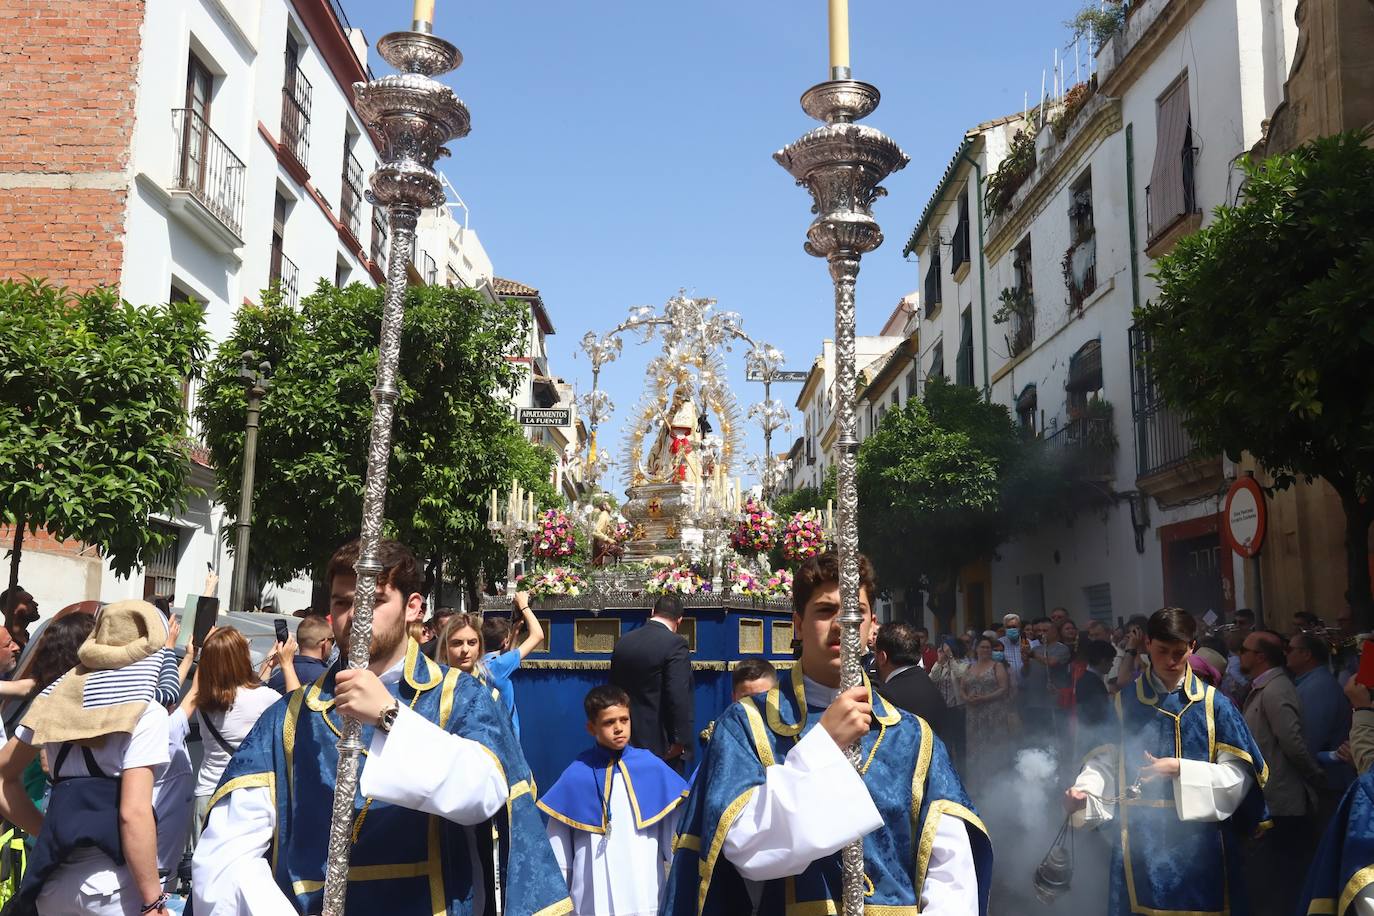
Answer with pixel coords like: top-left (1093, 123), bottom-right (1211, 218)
top-left (645, 564), bottom-right (711, 596)
top-left (729, 497), bottom-right (779, 555)
top-left (782, 510), bottom-right (827, 561)
top-left (733, 565), bottom-right (793, 599)
top-left (516, 567), bottom-right (586, 599)
top-left (532, 508), bottom-right (576, 559)
top-left (613, 520), bottom-right (633, 544)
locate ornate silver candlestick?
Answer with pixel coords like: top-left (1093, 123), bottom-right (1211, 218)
top-left (775, 73), bottom-right (907, 915)
top-left (320, 15), bottom-right (470, 916)
top-left (488, 508), bottom-right (536, 597)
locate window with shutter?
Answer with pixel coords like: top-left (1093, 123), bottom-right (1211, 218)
top-left (1147, 75), bottom-right (1195, 239)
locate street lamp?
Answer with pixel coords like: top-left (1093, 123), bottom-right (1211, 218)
top-left (228, 351), bottom-right (271, 614)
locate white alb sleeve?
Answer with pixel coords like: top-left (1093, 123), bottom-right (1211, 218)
top-left (1174, 752), bottom-right (1252, 822)
top-left (919, 814), bottom-right (979, 916)
top-left (191, 786), bottom-right (297, 916)
top-left (361, 704), bottom-right (507, 824)
top-left (1070, 745), bottom-right (1118, 828)
top-left (722, 725), bottom-right (883, 882)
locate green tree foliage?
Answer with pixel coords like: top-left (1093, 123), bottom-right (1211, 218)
top-left (0, 279), bottom-right (208, 582)
top-left (1137, 131), bottom-right (1374, 626)
top-left (856, 377), bottom-right (1062, 624)
top-left (195, 283), bottom-right (557, 599)
top-left (772, 467), bottom-right (836, 516)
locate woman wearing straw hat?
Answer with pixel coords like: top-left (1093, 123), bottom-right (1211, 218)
top-left (0, 599), bottom-right (172, 916)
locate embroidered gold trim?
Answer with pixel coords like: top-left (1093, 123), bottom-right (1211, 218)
top-left (916, 799), bottom-right (986, 893)
top-left (697, 788), bottom-right (757, 916)
top-left (741, 698), bottom-right (777, 767)
top-left (766, 665), bottom-right (807, 737)
top-left (206, 772), bottom-right (272, 812)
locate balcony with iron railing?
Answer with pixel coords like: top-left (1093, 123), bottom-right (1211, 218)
top-left (370, 208), bottom-right (388, 273)
top-left (1046, 413), bottom-right (1117, 481)
top-left (281, 66), bottom-right (313, 166)
top-left (951, 219), bottom-right (970, 273)
top-left (270, 251), bottom-right (300, 308)
top-left (340, 151), bottom-right (363, 239)
top-left (169, 108), bottom-right (246, 248)
top-left (423, 252), bottom-right (438, 285)
top-left (1128, 324), bottom-right (1223, 503)
top-left (1146, 146), bottom-right (1199, 243)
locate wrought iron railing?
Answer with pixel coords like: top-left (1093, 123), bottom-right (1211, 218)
top-left (171, 108), bottom-right (246, 236)
top-left (1129, 324), bottom-right (1202, 477)
top-left (1046, 416), bottom-right (1116, 479)
top-left (340, 150), bottom-right (363, 238)
top-left (281, 66), bottom-right (313, 165)
top-left (1145, 146), bottom-right (1198, 240)
top-left (270, 251), bottom-right (300, 308)
top-left (423, 252), bottom-right (438, 285)
top-left (370, 208), bottom-right (388, 272)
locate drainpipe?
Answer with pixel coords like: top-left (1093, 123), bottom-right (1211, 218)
top-left (961, 152), bottom-right (991, 399)
top-left (1125, 124), bottom-right (1141, 312)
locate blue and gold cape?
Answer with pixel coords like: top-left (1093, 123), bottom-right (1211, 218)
top-left (1093, 667), bottom-right (1269, 916)
top-left (1296, 767), bottom-right (1374, 916)
top-left (210, 640), bottom-right (571, 916)
top-left (538, 743), bottom-right (687, 835)
top-left (662, 664), bottom-right (993, 915)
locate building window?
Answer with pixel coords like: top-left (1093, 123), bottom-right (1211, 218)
top-left (891, 389), bottom-right (899, 409)
top-left (172, 53), bottom-right (246, 237)
top-left (281, 33), bottom-right (312, 165)
top-left (1016, 384), bottom-right (1038, 436)
top-left (951, 190), bottom-right (971, 270)
top-left (370, 208), bottom-right (388, 273)
top-left (334, 260), bottom-right (349, 288)
top-left (1006, 236), bottom-right (1034, 357)
top-left (1147, 74), bottom-right (1198, 240)
top-left (906, 369), bottom-right (918, 399)
top-left (955, 307), bottom-right (975, 387)
top-left (1084, 582), bottom-right (1113, 626)
top-left (1129, 324), bottom-right (1200, 478)
top-left (929, 339), bottom-right (945, 380)
top-left (1065, 338), bottom-right (1104, 418)
top-left (924, 244), bottom-right (943, 316)
top-left (340, 134), bottom-right (363, 239)
top-left (1066, 172), bottom-right (1097, 308)
top-left (268, 192), bottom-right (299, 307)
top-left (143, 522), bottom-right (181, 599)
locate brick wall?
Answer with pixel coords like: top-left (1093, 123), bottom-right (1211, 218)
top-left (0, 0), bottom-right (145, 290)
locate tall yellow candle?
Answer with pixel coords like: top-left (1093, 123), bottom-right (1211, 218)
top-left (828, 0), bottom-right (850, 72)
top-left (413, 0), bottom-right (435, 28)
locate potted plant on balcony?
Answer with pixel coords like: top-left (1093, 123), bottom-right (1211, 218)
top-left (985, 128), bottom-right (1038, 218)
top-left (994, 286), bottom-right (1035, 357)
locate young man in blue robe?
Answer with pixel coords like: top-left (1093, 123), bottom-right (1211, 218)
top-left (1297, 764), bottom-right (1374, 916)
top-left (191, 538), bottom-right (570, 916)
top-left (539, 685), bottom-right (688, 914)
top-left (663, 551), bottom-right (993, 915)
top-left (1066, 607), bottom-right (1270, 916)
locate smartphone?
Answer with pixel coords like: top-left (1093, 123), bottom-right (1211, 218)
top-left (1356, 639), bottom-right (1374, 689)
top-left (274, 619), bottom-right (290, 644)
top-left (191, 597), bottom-right (218, 649)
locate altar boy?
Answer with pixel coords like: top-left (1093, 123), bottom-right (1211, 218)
top-left (540, 685), bottom-right (688, 915)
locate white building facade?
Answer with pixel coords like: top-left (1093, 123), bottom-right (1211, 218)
top-left (903, 0), bottom-right (1300, 632)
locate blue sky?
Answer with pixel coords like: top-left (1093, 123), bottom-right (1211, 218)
top-left (341, 1), bottom-right (1089, 495)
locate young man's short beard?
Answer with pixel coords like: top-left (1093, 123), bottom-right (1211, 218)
top-left (341, 612), bottom-right (408, 665)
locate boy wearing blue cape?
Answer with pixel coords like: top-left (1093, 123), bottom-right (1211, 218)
top-left (539, 685), bottom-right (688, 914)
top-left (191, 538), bottom-right (570, 916)
top-left (1065, 607), bottom-right (1270, 916)
top-left (662, 551), bottom-right (992, 915)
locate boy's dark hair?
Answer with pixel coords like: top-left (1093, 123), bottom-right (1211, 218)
top-left (652, 594), bottom-right (685, 621)
top-left (731, 658), bottom-right (777, 691)
top-left (875, 622), bottom-right (923, 667)
top-left (1146, 607), bottom-right (1197, 645)
top-left (584, 684), bottom-right (631, 721)
top-left (482, 615), bottom-right (511, 650)
top-left (792, 551), bottom-right (877, 616)
top-left (326, 538), bottom-right (423, 599)
top-left (1084, 639), bottom-right (1117, 669)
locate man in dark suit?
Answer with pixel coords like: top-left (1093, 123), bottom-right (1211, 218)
top-left (609, 594), bottom-right (694, 772)
top-left (873, 622), bottom-right (949, 741)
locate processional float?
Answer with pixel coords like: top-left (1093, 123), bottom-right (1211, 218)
top-left (774, 1), bottom-right (908, 912)
top-left (321, 0), bottom-right (469, 913)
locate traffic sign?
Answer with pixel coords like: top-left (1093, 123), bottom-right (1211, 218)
top-left (1223, 476), bottom-right (1267, 558)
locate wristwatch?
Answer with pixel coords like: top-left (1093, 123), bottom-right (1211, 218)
top-left (377, 702), bottom-right (400, 733)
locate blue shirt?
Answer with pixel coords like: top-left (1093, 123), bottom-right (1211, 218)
top-left (482, 649), bottom-right (522, 738)
top-left (267, 655), bottom-right (330, 695)
top-left (1295, 665), bottom-right (1349, 755)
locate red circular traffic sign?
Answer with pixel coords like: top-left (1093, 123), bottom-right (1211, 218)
top-left (1223, 477), bottom-right (1267, 558)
